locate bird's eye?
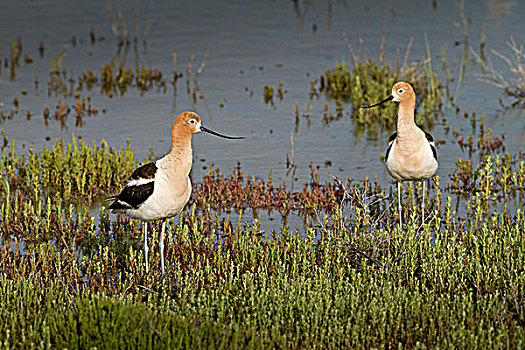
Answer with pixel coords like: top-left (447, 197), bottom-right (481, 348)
top-left (189, 119), bottom-right (196, 124)
top-left (397, 88), bottom-right (404, 94)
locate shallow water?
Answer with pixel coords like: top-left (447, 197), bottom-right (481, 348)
top-left (1, 0), bottom-right (524, 232)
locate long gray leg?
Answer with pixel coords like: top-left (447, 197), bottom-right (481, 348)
top-left (422, 180), bottom-right (426, 226)
top-left (398, 181), bottom-right (402, 228)
top-left (160, 220), bottom-right (166, 275)
top-left (144, 223), bottom-right (149, 274)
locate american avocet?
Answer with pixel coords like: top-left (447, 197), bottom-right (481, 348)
top-left (362, 82), bottom-right (438, 227)
top-left (107, 111), bottom-right (244, 274)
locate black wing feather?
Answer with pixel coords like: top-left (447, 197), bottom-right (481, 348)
top-left (388, 132), bottom-right (397, 143)
top-left (107, 200), bottom-right (132, 210)
top-left (130, 162), bottom-right (157, 180)
top-left (429, 144), bottom-right (437, 160)
top-left (424, 131), bottom-right (434, 143)
top-left (109, 182), bottom-right (155, 209)
top-left (385, 132), bottom-right (397, 162)
top-left (423, 130), bottom-right (438, 160)
top-left (108, 162), bottom-right (158, 210)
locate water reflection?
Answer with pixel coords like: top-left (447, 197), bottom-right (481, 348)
top-left (292, 0), bottom-right (348, 32)
top-left (487, 0), bottom-right (517, 25)
top-left (492, 106), bottom-right (525, 149)
top-left (0, 0), bottom-right (524, 196)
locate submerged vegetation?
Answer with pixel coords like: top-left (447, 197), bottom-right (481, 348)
top-left (0, 1), bottom-right (210, 130)
top-left (1, 131), bottom-right (525, 348)
top-left (311, 34), bottom-right (448, 131)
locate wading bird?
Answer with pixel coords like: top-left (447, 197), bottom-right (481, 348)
top-left (361, 82), bottom-right (438, 227)
top-left (107, 111), bottom-right (244, 274)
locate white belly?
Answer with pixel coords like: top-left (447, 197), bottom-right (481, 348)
top-left (126, 175), bottom-right (192, 221)
top-left (385, 139), bottom-right (438, 181)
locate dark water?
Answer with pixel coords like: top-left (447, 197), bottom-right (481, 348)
top-left (1, 0), bottom-right (524, 228)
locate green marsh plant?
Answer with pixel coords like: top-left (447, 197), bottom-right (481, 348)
top-left (311, 32), bottom-right (449, 134)
top-left (0, 134), bottom-right (524, 348)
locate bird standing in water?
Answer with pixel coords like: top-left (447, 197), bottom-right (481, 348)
top-left (362, 82), bottom-right (438, 227)
top-left (107, 111), bottom-right (244, 274)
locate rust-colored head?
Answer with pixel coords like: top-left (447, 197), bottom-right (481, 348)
top-left (171, 111), bottom-right (245, 143)
top-left (360, 81), bottom-right (416, 110)
top-left (171, 111), bottom-right (202, 138)
top-left (391, 82), bottom-right (415, 104)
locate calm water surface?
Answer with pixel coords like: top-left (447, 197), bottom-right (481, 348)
top-left (1, 0), bottom-right (524, 230)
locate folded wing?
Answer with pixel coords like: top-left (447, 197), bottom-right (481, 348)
top-left (108, 162), bottom-right (158, 211)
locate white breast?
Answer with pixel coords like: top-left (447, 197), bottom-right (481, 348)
top-left (385, 137), bottom-right (438, 181)
top-left (125, 168), bottom-right (192, 221)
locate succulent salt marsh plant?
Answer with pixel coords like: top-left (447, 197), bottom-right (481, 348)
top-left (263, 80), bottom-right (285, 107)
top-left (445, 107), bottom-right (518, 210)
top-left (0, 134), bottom-right (383, 216)
top-left (48, 45), bottom-right (69, 97)
top-left (2, 189), bottom-right (525, 348)
top-left (191, 163), bottom-right (392, 217)
top-left (449, 107), bottom-right (507, 161)
top-left (97, 61), bottom-right (167, 97)
top-left (1, 134), bottom-right (525, 348)
top-left (1, 135), bottom-right (137, 204)
top-left (4, 37), bottom-right (23, 81)
top-left (448, 152), bottom-right (525, 208)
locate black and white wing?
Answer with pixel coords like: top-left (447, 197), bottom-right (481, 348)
top-left (424, 131), bottom-right (437, 160)
top-left (385, 132), bottom-right (397, 162)
top-left (108, 162), bottom-right (157, 211)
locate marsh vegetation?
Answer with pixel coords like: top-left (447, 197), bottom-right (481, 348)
top-left (1, 0), bottom-right (525, 348)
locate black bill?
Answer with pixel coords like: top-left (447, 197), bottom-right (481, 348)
top-left (360, 95), bottom-right (394, 109)
top-left (200, 125), bottom-right (245, 139)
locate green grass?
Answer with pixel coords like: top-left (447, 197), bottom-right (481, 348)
top-left (1, 134), bottom-right (525, 348)
top-left (1, 209), bottom-right (524, 348)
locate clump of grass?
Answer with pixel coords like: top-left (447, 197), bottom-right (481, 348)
top-left (450, 107), bottom-right (507, 160)
top-left (48, 45), bottom-right (68, 96)
top-left (100, 60), bottom-right (134, 96)
top-left (292, 101), bottom-right (313, 132)
top-left (8, 37), bottom-right (23, 81)
top-left (263, 84), bottom-right (275, 105)
top-left (276, 80), bottom-right (285, 100)
top-left (263, 81), bottom-right (285, 107)
top-left (0, 106), bottom-right (16, 125)
top-left (1, 135), bottom-right (137, 204)
top-left (312, 34), bottom-right (448, 130)
top-left (76, 61), bottom-right (167, 98)
top-left (10, 37), bottom-right (22, 66)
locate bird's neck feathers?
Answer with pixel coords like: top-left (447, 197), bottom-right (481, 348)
top-left (170, 123), bottom-right (193, 151)
top-left (396, 98), bottom-right (417, 139)
top-left (163, 125), bottom-right (193, 174)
